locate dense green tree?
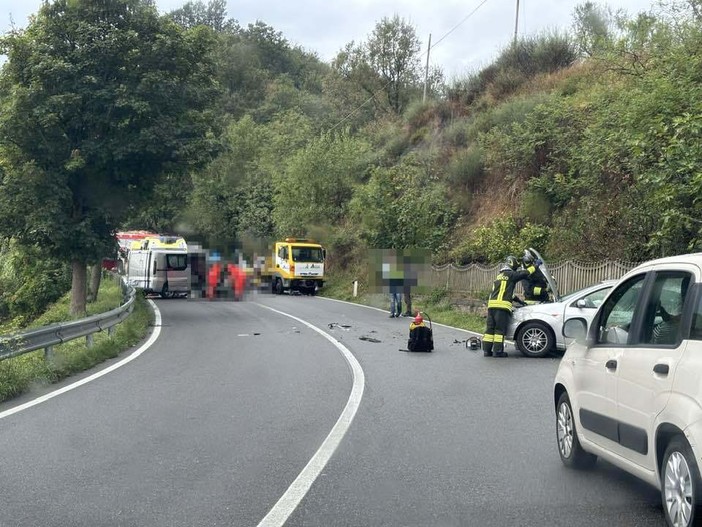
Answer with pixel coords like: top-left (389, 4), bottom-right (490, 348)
top-left (332, 15), bottom-right (431, 116)
top-left (210, 21), bottom-right (328, 120)
top-left (273, 133), bottom-right (372, 236)
top-left (189, 116), bottom-right (261, 239)
top-left (167, 0), bottom-right (236, 32)
top-left (350, 157), bottom-right (457, 252)
top-left (0, 239), bottom-right (72, 325)
top-left (0, 0), bottom-right (221, 314)
top-left (572, 2), bottom-right (619, 56)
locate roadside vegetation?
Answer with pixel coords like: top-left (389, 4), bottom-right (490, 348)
top-left (0, 278), bottom-right (152, 403)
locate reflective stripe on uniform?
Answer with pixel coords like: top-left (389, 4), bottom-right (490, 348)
top-left (483, 334), bottom-right (495, 342)
top-left (487, 299), bottom-right (512, 310)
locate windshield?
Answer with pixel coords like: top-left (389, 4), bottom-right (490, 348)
top-left (292, 246), bottom-right (324, 263)
top-left (560, 284), bottom-right (611, 304)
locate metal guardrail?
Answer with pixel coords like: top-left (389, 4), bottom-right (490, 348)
top-left (0, 276), bottom-right (136, 362)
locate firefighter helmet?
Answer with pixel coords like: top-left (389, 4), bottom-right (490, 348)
top-left (504, 255), bottom-right (520, 271)
top-left (522, 249), bottom-right (534, 265)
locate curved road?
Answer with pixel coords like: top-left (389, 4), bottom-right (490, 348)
top-left (0, 294), bottom-right (665, 526)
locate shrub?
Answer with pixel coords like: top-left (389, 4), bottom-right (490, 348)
top-left (385, 134), bottom-right (410, 159)
top-left (495, 33), bottom-right (577, 77)
top-left (443, 118), bottom-right (472, 147)
top-left (404, 99), bottom-right (434, 130)
top-left (0, 242), bottom-right (71, 325)
top-left (519, 189), bottom-right (553, 224)
top-left (447, 145), bottom-right (484, 189)
top-left (467, 93), bottom-right (553, 141)
top-left (450, 216), bottom-right (551, 264)
top-left (427, 286), bottom-right (449, 305)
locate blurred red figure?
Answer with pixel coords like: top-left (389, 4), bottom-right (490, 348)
top-left (206, 261), bottom-right (224, 299)
top-left (227, 263), bottom-right (246, 301)
top-left (206, 260), bottom-right (246, 300)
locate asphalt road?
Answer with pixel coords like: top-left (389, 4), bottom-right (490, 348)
top-left (0, 293), bottom-right (665, 526)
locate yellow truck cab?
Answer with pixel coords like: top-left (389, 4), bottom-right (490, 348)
top-left (270, 238), bottom-right (325, 296)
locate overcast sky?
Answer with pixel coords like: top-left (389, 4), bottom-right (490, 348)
top-left (2, 0), bottom-right (659, 79)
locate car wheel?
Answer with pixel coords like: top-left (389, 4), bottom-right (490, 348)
top-left (161, 283), bottom-right (170, 299)
top-left (274, 278), bottom-right (284, 295)
top-left (661, 436), bottom-right (702, 527)
top-left (516, 321), bottom-right (555, 358)
top-left (556, 392), bottom-right (597, 469)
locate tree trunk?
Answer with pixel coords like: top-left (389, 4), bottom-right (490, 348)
top-left (87, 263), bottom-right (102, 303)
top-left (70, 260), bottom-right (87, 316)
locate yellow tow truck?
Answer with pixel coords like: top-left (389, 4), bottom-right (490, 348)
top-left (266, 238), bottom-right (326, 295)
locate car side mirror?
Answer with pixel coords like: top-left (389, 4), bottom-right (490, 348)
top-left (563, 318), bottom-right (588, 343)
top-left (576, 299), bottom-right (587, 308)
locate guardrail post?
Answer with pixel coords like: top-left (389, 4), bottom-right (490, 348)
top-left (86, 334), bottom-right (94, 348)
top-left (44, 346), bottom-right (54, 361)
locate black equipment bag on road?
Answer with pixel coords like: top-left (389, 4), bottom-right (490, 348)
top-left (408, 325), bottom-right (434, 352)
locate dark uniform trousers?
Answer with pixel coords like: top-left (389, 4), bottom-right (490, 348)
top-left (483, 308), bottom-right (511, 354)
top-left (483, 265), bottom-right (537, 355)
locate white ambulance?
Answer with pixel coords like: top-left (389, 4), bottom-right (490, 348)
top-left (126, 235), bottom-right (190, 298)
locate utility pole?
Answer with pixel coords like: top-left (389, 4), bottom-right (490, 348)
top-left (422, 33), bottom-right (432, 103)
top-left (513, 0), bottom-right (520, 47)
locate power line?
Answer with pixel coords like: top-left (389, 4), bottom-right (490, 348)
top-left (328, 0), bottom-right (492, 133)
top-left (430, 0), bottom-right (490, 51)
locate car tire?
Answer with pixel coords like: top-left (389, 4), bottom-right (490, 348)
top-left (661, 436), bottom-right (702, 527)
top-left (516, 321), bottom-right (555, 358)
top-left (161, 283), bottom-right (170, 299)
top-left (274, 278), bottom-right (284, 295)
top-left (556, 392), bottom-right (597, 469)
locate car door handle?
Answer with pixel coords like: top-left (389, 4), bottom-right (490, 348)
top-left (653, 363), bottom-right (669, 375)
top-left (606, 359), bottom-right (617, 370)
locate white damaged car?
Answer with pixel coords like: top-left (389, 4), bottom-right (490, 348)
top-left (507, 280), bottom-right (615, 357)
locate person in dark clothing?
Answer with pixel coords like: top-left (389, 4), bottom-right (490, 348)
top-left (402, 282), bottom-right (413, 317)
top-left (389, 284), bottom-right (403, 318)
top-left (520, 249), bottom-right (550, 304)
top-left (483, 255), bottom-right (540, 357)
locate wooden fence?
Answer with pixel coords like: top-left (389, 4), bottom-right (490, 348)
top-left (429, 260), bottom-right (639, 297)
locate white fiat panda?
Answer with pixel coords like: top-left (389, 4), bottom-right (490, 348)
top-left (554, 253), bottom-right (702, 527)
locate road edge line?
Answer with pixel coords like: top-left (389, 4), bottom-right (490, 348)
top-left (0, 300), bottom-right (162, 420)
top-left (255, 303), bottom-right (366, 527)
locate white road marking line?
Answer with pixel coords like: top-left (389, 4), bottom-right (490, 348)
top-left (0, 300), bottom-right (162, 420)
top-left (255, 303), bottom-right (366, 527)
top-left (317, 296), bottom-right (482, 335)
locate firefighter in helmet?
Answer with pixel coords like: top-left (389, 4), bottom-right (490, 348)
top-left (483, 254), bottom-right (540, 357)
top-left (520, 249), bottom-right (550, 304)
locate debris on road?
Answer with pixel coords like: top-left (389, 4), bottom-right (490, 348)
top-left (452, 336), bottom-right (481, 350)
top-left (328, 322), bottom-right (352, 330)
